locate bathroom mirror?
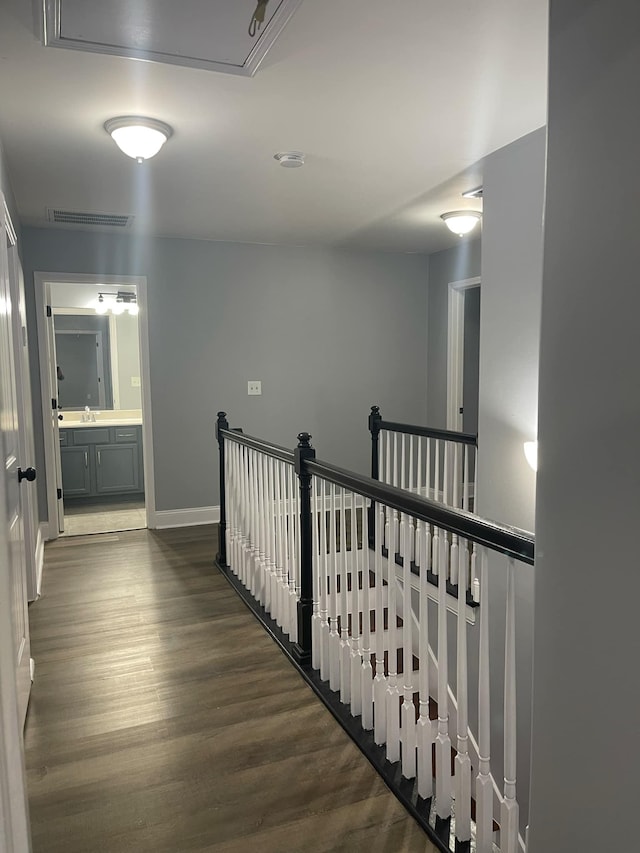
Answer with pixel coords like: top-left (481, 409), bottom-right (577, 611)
top-left (53, 308), bottom-right (141, 411)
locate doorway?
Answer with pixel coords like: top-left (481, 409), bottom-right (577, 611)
top-left (35, 274), bottom-right (156, 539)
top-left (446, 276), bottom-right (481, 434)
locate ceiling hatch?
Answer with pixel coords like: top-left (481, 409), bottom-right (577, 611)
top-left (41, 0), bottom-right (303, 77)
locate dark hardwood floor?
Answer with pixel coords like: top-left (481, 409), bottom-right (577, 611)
top-left (24, 526), bottom-right (435, 852)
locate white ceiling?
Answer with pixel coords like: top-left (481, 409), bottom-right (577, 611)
top-left (0, 0), bottom-right (548, 254)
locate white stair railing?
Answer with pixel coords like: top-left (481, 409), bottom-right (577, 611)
top-left (216, 416), bottom-right (534, 853)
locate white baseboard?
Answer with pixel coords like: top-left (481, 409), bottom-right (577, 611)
top-left (154, 506), bottom-right (220, 529)
top-left (35, 523), bottom-right (46, 598)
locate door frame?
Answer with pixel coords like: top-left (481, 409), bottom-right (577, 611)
top-left (446, 276), bottom-right (481, 432)
top-left (35, 272), bottom-right (156, 538)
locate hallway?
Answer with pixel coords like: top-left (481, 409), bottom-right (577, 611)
top-left (24, 526), bottom-right (434, 853)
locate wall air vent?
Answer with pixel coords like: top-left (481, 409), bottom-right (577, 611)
top-left (46, 208), bottom-right (134, 229)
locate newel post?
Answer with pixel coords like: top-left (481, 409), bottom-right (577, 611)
top-left (215, 411), bottom-right (229, 567)
top-left (292, 432), bottom-right (316, 666)
top-left (368, 405), bottom-right (382, 547)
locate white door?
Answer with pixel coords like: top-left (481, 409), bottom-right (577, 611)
top-left (0, 196), bottom-right (31, 726)
top-left (6, 205), bottom-right (39, 600)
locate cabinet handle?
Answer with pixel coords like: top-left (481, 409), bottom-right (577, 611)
top-left (84, 452), bottom-right (88, 468)
top-left (98, 450), bottom-right (101, 465)
top-left (118, 433), bottom-right (135, 438)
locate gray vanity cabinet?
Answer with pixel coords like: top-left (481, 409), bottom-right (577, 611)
top-left (59, 444), bottom-right (92, 497)
top-left (60, 426), bottom-right (143, 498)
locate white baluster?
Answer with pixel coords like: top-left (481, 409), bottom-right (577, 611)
top-left (360, 498), bottom-right (374, 730)
top-left (476, 548), bottom-right (493, 853)
top-left (454, 537), bottom-right (471, 843)
top-left (434, 439), bottom-right (440, 504)
top-left (274, 459), bottom-right (285, 628)
top-left (401, 517), bottom-right (416, 779)
top-left (426, 437), bottom-right (431, 501)
top-left (453, 441), bottom-right (460, 511)
top-left (288, 464), bottom-right (299, 643)
top-left (408, 435), bottom-right (416, 562)
top-left (416, 522), bottom-right (433, 799)
top-left (435, 530), bottom-right (452, 819)
top-left (339, 488), bottom-right (351, 703)
top-left (443, 441), bottom-right (450, 507)
top-left (399, 435), bottom-right (406, 563)
top-left (463, 445), bottom-right (470, 512)
top-left (384, 433), bottom-right (392, 550)
top-left (373, 504), bottom-right (387, 745)
top-left (311, 476), bottom-right (322, 672)
top-left (319, 478), bottom-right (330, 680)
top-left (328, 483), bottom-right (341, 692)
top-left (349, 493), bottom-right (362, 716)
top-left (501, 558), bottom-right (519, 853)
top-left (385, 498), bottom-right (401, 763)
top-left (266, 456), bottom-right (277, 614)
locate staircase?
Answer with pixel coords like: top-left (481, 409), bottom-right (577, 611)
top-left (214, 411), bottom-right (534, 853)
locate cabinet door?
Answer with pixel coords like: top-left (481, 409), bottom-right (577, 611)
top-left (61, 445), bottom-right (92, 496)
top-left (95, 444), bottom-right (141, 494)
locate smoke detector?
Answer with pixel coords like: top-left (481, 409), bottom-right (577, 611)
top-left (274, 151), bottom-right (305, 168)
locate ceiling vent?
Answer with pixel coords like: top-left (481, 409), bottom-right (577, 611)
top-left (46, 208), bottom-right (134, 229)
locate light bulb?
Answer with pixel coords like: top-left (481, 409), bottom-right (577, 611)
top-left (441, 211), bottom-right (482, 236)
top-left (105, 117), bottom-right (172, 163)
top-left (127, 303), bottom-right (139, 316)
top-left (95, 296), bottom-right (108, 315)
top-left (111, 300), bottom-right (125, 315)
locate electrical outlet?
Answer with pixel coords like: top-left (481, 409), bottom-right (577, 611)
top-left (131, 376), bottom-right (141, 387)
top-left (247, 380), bottom-right (262, 396)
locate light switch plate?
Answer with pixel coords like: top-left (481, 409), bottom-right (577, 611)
top-left (248, 380), bottom-right (262, 396)
top-left (131, 376), bottom-right (141, 387)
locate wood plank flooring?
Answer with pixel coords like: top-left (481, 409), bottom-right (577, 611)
top-left (24, 526), bottom-right (436, 853)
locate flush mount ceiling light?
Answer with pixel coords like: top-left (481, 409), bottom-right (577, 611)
top-left (441, 210), bottom-right (482, 236)
top-left (104, 116), bottom-right (173, 163)
top-left (274, 151), bottom-right (305, 168)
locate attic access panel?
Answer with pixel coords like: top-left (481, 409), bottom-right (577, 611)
top-left (42, 0), bottom-right (303, 77)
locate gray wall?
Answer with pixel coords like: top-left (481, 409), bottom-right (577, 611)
top-left (113, 312), bottom-right (142, 410)
top-left (529, 3), bottom-right (640, 850)
top-left (1, 137), bottom-right (20, 246)
top-left (21, 228), bottom-right (430, 517)
top-left (474, 127), bottom-right (545, 834)
top-left (426, 240), bottom-right (481, 427)
top-left (477, 128), bottom-right (545, 532)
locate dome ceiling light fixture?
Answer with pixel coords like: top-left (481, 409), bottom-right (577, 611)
top-left (274, 151), bottom-right (305, 168)
top-left (441, 210), bottom-right (482, 236)
top-left (104, 116), bottom-right (173, 163)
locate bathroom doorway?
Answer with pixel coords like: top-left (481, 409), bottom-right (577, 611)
top-left (35, 273), bottom-right (155, 539)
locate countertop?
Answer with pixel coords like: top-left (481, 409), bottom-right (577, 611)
top-left (59, 412), bottom-right (142, 429)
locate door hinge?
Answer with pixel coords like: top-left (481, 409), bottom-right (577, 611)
top-left (52, 397), bottom-right (58, 410)
top-left (46, 305), bottom-right (52, 318)
top-left (57, 488), bottom-right (62, 500)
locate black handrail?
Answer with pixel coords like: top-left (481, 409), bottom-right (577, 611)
top-left (379, 419), bottom-right (478, 447)
top-left (306, 457), bottom-right (534, 565)
top-left (219, 427), bottom-right (295, 465)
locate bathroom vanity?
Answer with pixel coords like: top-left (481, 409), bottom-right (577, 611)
top-left (59, 413), bottom-right (144, 498)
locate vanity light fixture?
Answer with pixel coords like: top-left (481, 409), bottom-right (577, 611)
top-left (441, 210), bottom-right (482, 236)
top-left (104, 116), bottom-right (173, 163)
top-left (94, 291), bottom-right (138, 316)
